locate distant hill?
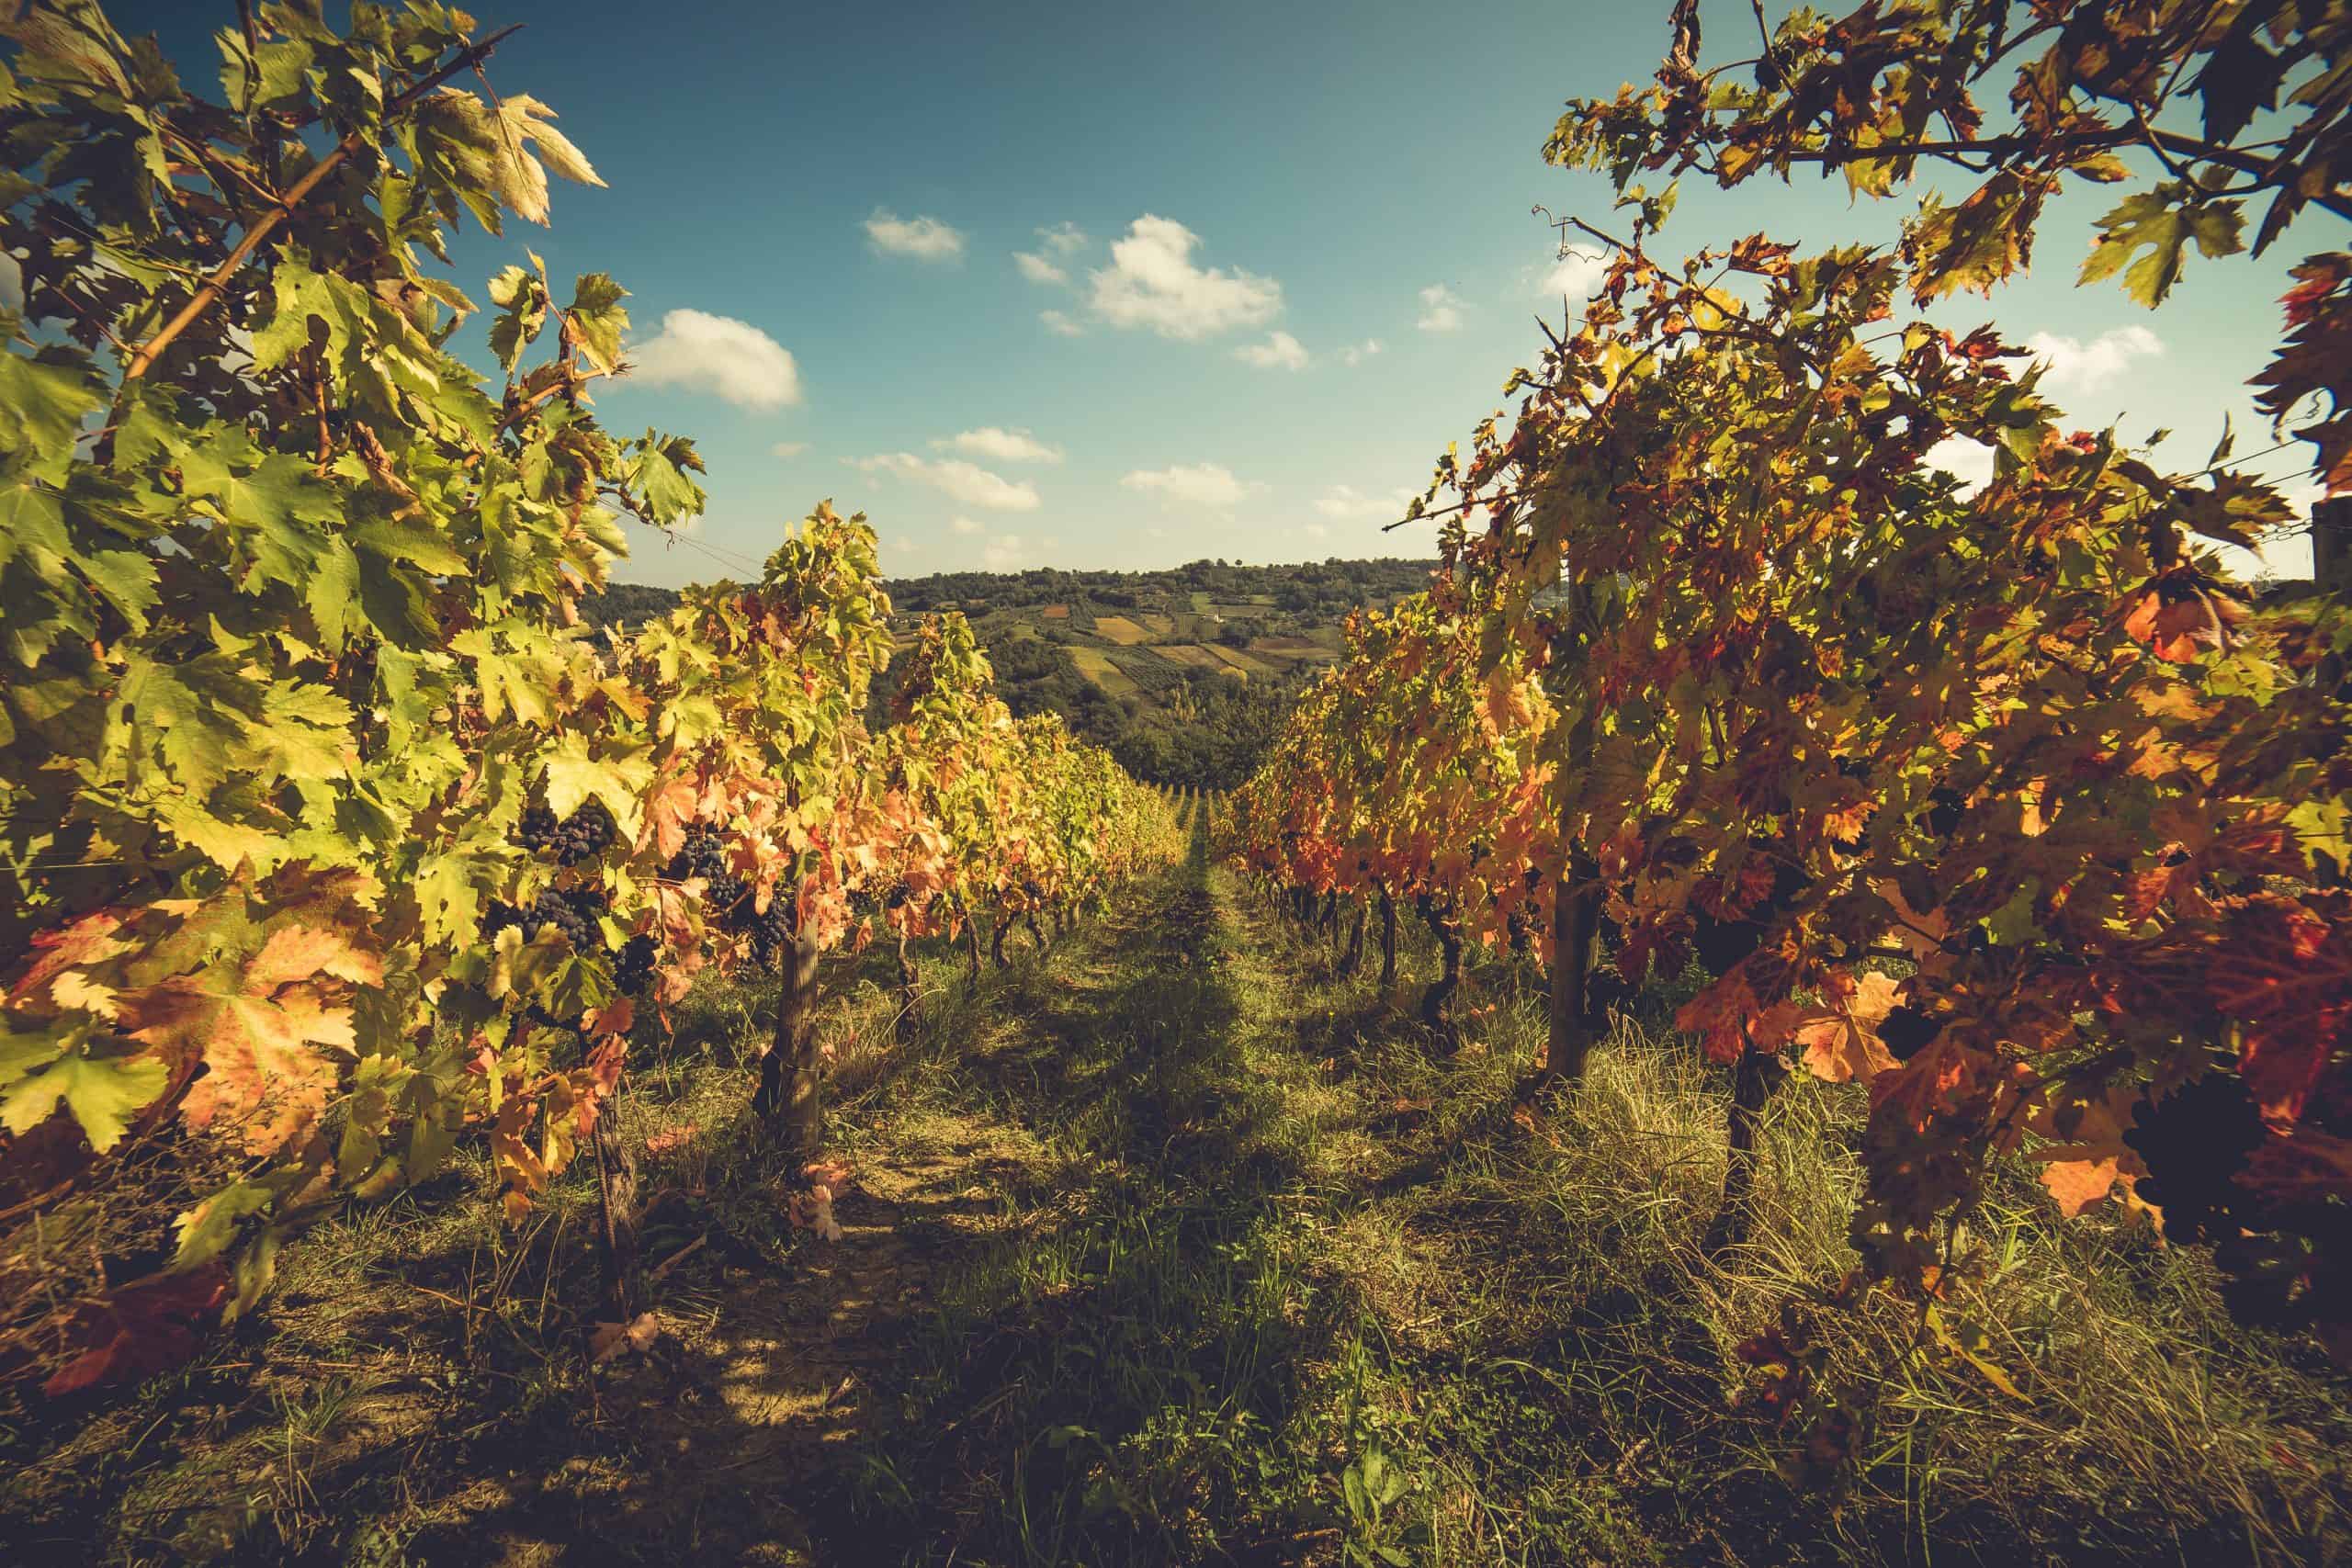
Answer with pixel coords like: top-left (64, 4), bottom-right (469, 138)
top-left (581, 558), bottom-right (1438, 789)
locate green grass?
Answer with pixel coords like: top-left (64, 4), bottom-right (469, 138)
top-left (4, 821), bottom-right (2346, 1565)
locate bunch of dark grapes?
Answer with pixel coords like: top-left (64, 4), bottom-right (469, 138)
top-left (2122, 1071), bottom-right (2352, 1331)
top-left (615, 933), bottom-right (657, 995)
top-left (481, 889), bottom-right (594, 949)
top-left (493, 791), bottom-right (655, 1018)
top-left (1689, 862), bottom-right (1812, 977)
top-left (663, 822), bottom-right (807, 969)
top-left (554, 799), bottom-right (616, 865)
top-left (515, 798), bottom-right (617, 865)
top-left (1689, 910), bottom-right (1767, 976)
top-left (517, 803), bottom-right (560, 853)
top-left (665, 825), bottom-right (747, 916)
top-left (1581, 966), bottom-right (1633, 1031)
top-left (746, 896), bottom-right (799, 969)
top-left (1877, 1004), bottom-right (1941, 1060)
top-left (2122, 1071), bottom-right (2267, 1247)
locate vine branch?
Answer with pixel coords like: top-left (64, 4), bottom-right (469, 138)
top-left (121, 24), bottom-right (523, 382)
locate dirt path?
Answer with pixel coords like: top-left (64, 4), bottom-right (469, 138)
top-left (514, 1111), bottom-right (1054, 1566)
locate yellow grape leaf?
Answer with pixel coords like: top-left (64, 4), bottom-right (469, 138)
top-left (1926, 1304), bottom-right (2026, 1400)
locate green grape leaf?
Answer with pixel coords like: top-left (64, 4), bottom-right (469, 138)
top-left (567, 273), bottom-right (628, 374)
top-left (1, 1046), bottom-right (170, 1151)
top-left (2079, 185), bottom-right (2245, 307)
top-left (540, 732), bottom-right (652, 840)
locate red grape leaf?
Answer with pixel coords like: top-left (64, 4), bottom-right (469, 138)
top-left (41, 1266), bottom-right (227, 1397)
top-left (2206, 897), bottom-right (2352, 1122)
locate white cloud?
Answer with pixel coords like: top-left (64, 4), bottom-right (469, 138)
top-left (950, 515), bottom-right (985, 536)
top-left (1927, 435), bottom-right (1996, 495)
top-left (1120, 462), bottom-right (1258, 509)
top-left (852, 452), bottom-right (1040, 511)
top-left (864, 209), bottom-right (966, 262)
top-left (1040, 309), bottom-right (1083, 337)
top-left (1417, 284), bottom-right (1466, 333)
top-left (1089, 215), bottom-right (1282, 339)
top-left (770, 440), bottom-right (808, 458)
top-left (2024, 324), bottom-right (2163, 394)
top-left (1537, 248), bottom-right (1607, 299)
top-left (1303, 522), bottom-right (1329, 540)
top-left (1339, 339), bottom-right (1383, 367)
top-left (1014, 222), bottom-right (1090, 282)
top-left (1234, 331), bottom-right (1309, 371)
top-left (975, 530), bottom-right (1057, 570)
top-left (628, 309), bottom-right (802, 410)
top-left (1013, 252), bottom-right (1067, 285)
top-left (1312, 483), bottom-right (1412, 522)
top-left (935, 426), bottom-right (1063, 464)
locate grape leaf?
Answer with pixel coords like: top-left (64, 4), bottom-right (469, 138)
top-left (2079, 186), bottom-right (2245, 308)
top-left (0, 1043), bottom-right (170, 1151)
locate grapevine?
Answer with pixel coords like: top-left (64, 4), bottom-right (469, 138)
top-left (0, 1), bottom-right (1175, 1398)
top-left (1236, 0), bottom-right (2352, 1372)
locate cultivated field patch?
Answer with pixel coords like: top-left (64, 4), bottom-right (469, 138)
top-left (1070, 646), bottom-right (1143, 698)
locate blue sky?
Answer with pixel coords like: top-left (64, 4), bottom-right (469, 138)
top-left (119, 1), bottom-right (2332, 588)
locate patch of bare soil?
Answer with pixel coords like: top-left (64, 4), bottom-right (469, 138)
top-left (439, 1117), bottom-right (1046, 1566)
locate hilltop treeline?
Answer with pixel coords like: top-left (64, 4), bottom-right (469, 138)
top-left (582, 558), bottom-right (1438, 632)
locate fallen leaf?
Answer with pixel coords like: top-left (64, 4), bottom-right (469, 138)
top-left (590, 1310), bottom-right (661, 1365)
top-left (789, 1184), bottom-right (843, 1243)
top-left (644, 1122), bottom-right (698, 1156)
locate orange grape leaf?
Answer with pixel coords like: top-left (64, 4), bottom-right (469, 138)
top-left (9, 909), bottom-right (135, 1006)
top-left (2207, 897), bottom-right (2352, 1121)
top-left (121, 931), bottom-right (366, 1157)
top-left (1676, 969), bottom-right (1761, 1064)
top-left (2037, 1155), bottom-right (2121, 1216)
top-left (802, 1159), bottom-right (854, 1192)
top-left (789, 1183), bottom-right (843, 1242)
top-left (589, 1310), bottom-right (661, 1365)
top-left (644, 1122), bottom-right (698, 1156)
top-left (1792, 971), bottom-right (1902, 1083)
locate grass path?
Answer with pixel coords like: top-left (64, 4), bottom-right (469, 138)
top-left (467, 807), bottom-right (1363, 1564)
top-left (763, 809), bottom-right (1637, 1565)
